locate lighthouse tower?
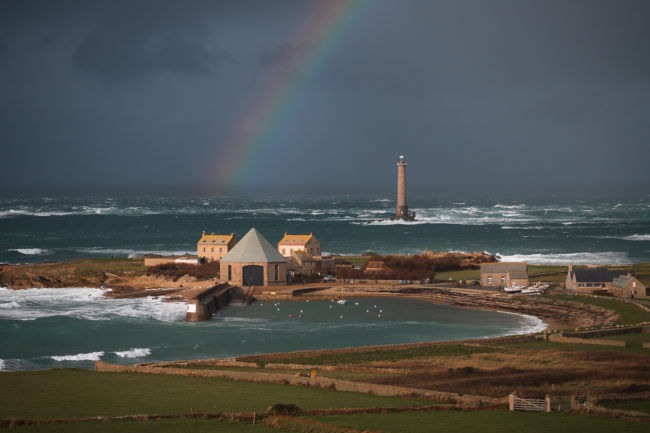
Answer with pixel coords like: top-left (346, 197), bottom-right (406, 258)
top-left (390, 155), bottom-right (415, 221)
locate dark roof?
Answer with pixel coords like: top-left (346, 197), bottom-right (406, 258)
top-left (572, 268), bottom-right (632, 283)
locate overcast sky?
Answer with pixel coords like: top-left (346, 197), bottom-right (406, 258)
top-left (1, 0), bottom-right (649, 189)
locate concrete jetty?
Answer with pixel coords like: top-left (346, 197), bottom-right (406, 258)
top-left (185, 284), bottom-right (236, 322)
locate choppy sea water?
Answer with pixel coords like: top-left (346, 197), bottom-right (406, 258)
top-left (1, 192), bottom-right (649, 264)
top-left (0, 288), bottom-right (545, 370)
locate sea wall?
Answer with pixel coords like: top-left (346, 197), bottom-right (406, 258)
top-left (562, 325), bottom-right (649, 339)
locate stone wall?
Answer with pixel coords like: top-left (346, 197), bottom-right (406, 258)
top-left (548, 334), bottom-right (626, 347)
top-left (94, 361), bottom-right (504, 406)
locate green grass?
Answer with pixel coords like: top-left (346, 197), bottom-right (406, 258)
top-left (0, 370), bottom-right (429, 421)
top-left (342, 256), bottom-right (371, 267)
top-left (310, 410), bottom-right (650, 433)
top-left (544, 294), bottom-right (650, 325)
top-left (501, 340), bottom-right (649, 355)
top-left (599, 332), bottom-right (650, 346)
top-left (11, 419), bottom-right (290, 433)
top-left (70, 258), bottom-right (146, 278)
top-left (434, 269), bottom-right (479, 282)
top-left (251, 345), bottom-right (497, 366)
top-left (599, 399), bottom-right (650, 414)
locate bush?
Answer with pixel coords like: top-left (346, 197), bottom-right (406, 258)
top-left (146, 262), bottom-right (220, 281)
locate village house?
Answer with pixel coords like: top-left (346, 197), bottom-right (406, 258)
top-left (286, 251), bottom-right (317, 280)
top-left (564, 265), bottom-right (629, 292)
top-left (611, 274), bottom-right (646, 298)
top-left (278, 232), bottom-right (322, 257)
top-left (220, 228), bottom-right (286, 287)
top-left (197, 232), bottom-right (237, 262)
top-left (480, 263), bottom-right (529, 288)
top-left (365, 260), bottom-right (386, 273)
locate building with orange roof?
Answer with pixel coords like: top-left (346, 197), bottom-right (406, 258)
top-left (197, 232), bottom-right (238, 262)
top-left (277, 232), bottom-right (321, 257)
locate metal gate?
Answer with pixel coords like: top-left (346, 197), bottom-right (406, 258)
top-left (243, 265), bottom-right (264, 286)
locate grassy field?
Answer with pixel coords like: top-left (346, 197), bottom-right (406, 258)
top-left (545, 294), bottom-right (650, 325)
top-left (11, 419), bottom-right (290, 433)
top-left (598, 332), bottom-right (650, 346)
top-left (500, 339), bottom-right (649, 355)
top-left (310, 410), bottom-right (649, 433)
top-left (248, 344), bottom-right (498, 367)
top-left (600, 399), bottom-right (650, 414)
top-left (434, 269), bottom-right (479, 281)
top-left (0, 370), bottom-right (429, 421)
top-left (66, 258), bottom-right (146, 278)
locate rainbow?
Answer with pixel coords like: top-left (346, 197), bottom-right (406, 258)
top-left (213, 0), bottom-right (368, 187)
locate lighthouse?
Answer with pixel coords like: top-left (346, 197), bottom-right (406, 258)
top-left (390, 155), bottom-right (415, 221)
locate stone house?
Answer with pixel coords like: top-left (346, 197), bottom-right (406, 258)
top-left (480, 263), bottom-right (529, 288)
top-left (197, 232), bottom-right (237, 262)
top-left (565, 265), bottom-right (629, 292)
top-left (278, 232), bottom-right (322, 257)
top-left (610, 274), bottom-right (646, 298)
top-left (220, 228), bottom-right (286, 287)
top-left (365, 260), bottom-right (386, 273)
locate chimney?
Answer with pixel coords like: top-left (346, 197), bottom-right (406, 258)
top-left (202, 230), bottom-right (205, 236)
top-left (285, 232), bottom-right (288, 237)
top-left (309, 232), bottom-right (313, 236)
top-left (627, 272), bottom-right (632, 277)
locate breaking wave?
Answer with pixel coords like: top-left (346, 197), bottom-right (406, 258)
top-left (51, 351), bottom-right (104, 361)
top-left (624, 234), bottom-right (650, 241)
top-left (0, 287), bottom-right (185, 322)
top-left (114, 348), bottom-right (151, 358)
top-left (8, 248), bottom-right (50, 255)
top-left (77, 248), bottom-right (190, 258)
top-left (497, 251), bottom-right (629, 265)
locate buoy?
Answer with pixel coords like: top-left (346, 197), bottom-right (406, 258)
top-left (289, 314), bottom-right (292, 318)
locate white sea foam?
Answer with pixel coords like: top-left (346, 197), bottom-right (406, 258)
top-left (77, 248), bottom-right (190, 258)
top-left (497, 251), bottom-right (629, 265)
top-left (0, 287), bottom-right (185, 322)
top-left (0, 301), bottom-right (20, 309)
top-left (0, 359), bottom-right (4, 370)
top-left (624, 234), bottom-right (650, 241)
top-left (8, 248), bottom-right (50, 255)
top-left (497, 311), bottom-right (548, 334)
top-left (51, 351), bottom-right (104, 361)
top-left (114, 348), bottom-right (151, 358)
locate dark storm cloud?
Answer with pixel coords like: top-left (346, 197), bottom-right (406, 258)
top-left (0, 0), bottom-right (649, 189)
top-left (71, 7), bottom-right (229, 83)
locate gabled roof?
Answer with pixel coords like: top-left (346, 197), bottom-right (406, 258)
top-left (221, 228), bottom-right (286, 263)
top-left (509, 270), bottom-right (529, 279)
top-left (480, 262), bottom-right (527, 274)
top-left (572, 268), bottom-right (630, 283)
top-left (278, 232), bottom-right (314, 246)
top-left (611, 275), bottom-right (635, 288)
top-left (198, 232), bottom-right (235, 245)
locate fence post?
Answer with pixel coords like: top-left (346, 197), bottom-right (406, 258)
top-left (545, 395), bottom-right (551, 412)
top-left (508, 393), bottom-right (515, 411)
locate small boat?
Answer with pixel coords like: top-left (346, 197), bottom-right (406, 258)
top-left (504, 283), bottom-right (525, 294)
top-left (337, 299), bottom-right (348, 305)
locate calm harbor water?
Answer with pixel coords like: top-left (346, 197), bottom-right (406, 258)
top-left (0, 289), bottom-right (544, 370)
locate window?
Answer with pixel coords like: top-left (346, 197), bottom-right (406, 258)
top-left (219, 248), bottom-right (222, 252)
top-left (275, 264), bottom-right (279, 280)
top-left (487, 277), bottom-right (492, 284)
top-left (202, 247), bottom-right (205, 253)
top-left (211, 248), bottom-right (214, 253)
top-left (501, 277), bottom-right (506, 284)
top-left (587, 283), bottom-right (593, 287)
top-left (228, 265), bottom-right (232, 281)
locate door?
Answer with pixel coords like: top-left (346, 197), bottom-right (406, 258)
top-left (242, 265), bottom-right (264, 286)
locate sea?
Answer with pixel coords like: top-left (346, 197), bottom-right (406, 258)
top-left (0, 188), bottom-right (649, 370)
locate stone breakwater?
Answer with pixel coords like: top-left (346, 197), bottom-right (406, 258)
top-left (94, 361), bottom-right (505, 407)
